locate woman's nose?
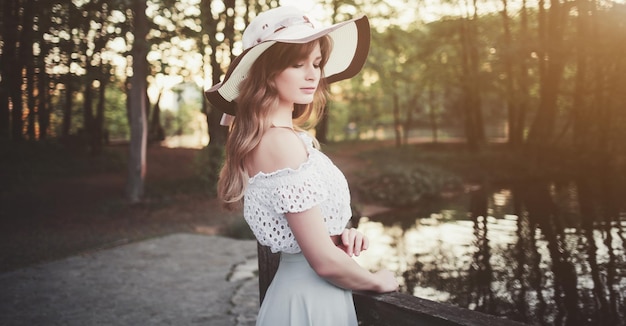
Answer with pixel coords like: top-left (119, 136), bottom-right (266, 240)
top-left (305, 65), bottom-right (317, 80)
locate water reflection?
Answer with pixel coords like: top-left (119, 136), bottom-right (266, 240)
top-left (355, 181), bottom-right (626, 326)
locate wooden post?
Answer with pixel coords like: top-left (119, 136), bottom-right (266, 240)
top-left (257, 242), bottom-right (280, 304)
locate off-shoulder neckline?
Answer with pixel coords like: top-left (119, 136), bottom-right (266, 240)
top-left (248, 132), bottom-right (314, 182)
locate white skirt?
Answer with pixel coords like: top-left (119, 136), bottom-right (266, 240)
top-left (256, 252), bottom-right (358, 326)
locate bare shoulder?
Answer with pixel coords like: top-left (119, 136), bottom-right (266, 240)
top-left (249, 128), bottom-right (308, 175)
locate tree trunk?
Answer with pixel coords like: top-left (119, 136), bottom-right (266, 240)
top-left (315, 0), bottom-right (342, 144)
top-left (9, 68), bottom-right (24, 141)
top-left (469, 1), bottom-right (485, 146)
top-left (500, 0), bottom-right (520, 148)
top-left (144, 88), bottom-right (151, 130)
top-left (20, 0), bottom-right (36, 140)
top-left (0, 19), bottom-right (8, 139)
top-left (26, 62), bottom-right (37, 140)
top-left (149, 91), bottom-right (165, 142)
top-left (526, 0), bottom-right (568, 149)
top-left (202, 0), bottom-right (228, 146)
top-left (571, 0), bottom-right (590, 150)
top-left (37, 53), bottom-right (50, 140)
top-left (392, 89), bottom-right (401, 147)
top-left (125, 79), bottom-right (131, 123)
top-left (593, 62), bottom-right (609, 155)
top-left (223, 0), bottom-right (236, 61)
top-left (3, 0), bottom-right (23, 141)
top-left (459, 8), bottom-right (485, 151)
top-left (83, 75), bottom-right (94, 149)
top-left (427, 84), bottom-right (439, 143)
top-left (92, 70), bottom-right (107, 155)
top-left (127, 0), bottom-right (149, 204)
top-left (603, 14), bottom-right (626, 158)
top-left (403, 91), bottom-right (417, 146)
top-left (590, 1), bottom-right (615, 156)
top-left (514, 0), bottom-right (531, 147)
top-left (402, 107), bottom-right (412, 146)
top-left (62, 74), bottom-right (73, 140)
top-left (0, 73), bottom-right (8, 138)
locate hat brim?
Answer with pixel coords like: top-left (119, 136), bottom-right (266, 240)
top-left (205, 15), bottom-right (370, 116)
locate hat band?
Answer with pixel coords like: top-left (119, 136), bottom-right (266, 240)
top-left (250, 15), bottom-right (315, 48)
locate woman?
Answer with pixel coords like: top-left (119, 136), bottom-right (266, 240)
top-left (205, 6), bottom-right (398, 325)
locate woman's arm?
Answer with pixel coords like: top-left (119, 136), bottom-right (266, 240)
top-left (250, 129), bottom-right (397, 292)
top-left (286, 207), bottom-right (398, 293)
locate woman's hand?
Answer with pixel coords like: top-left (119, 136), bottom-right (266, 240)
top-left (334, 228), bottom-right (369, 257)
top-left (335, 228), bottom-right (398, 292)
top-left (373, 270), bottom-right (399, 293)
top-left (288, 207), bottom-right (395, 292)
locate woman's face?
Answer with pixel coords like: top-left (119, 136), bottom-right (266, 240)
top-left (273, 42), bottom-right (322, 109)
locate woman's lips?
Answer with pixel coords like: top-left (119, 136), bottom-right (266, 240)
top-left (301, 87), bottom-right (316, 94)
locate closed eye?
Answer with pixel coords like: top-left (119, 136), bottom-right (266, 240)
top-left (291, 63), bottom-right (321, 69)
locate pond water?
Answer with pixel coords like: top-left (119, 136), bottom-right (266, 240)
top-left (354, 181), bottom-right (626, 326)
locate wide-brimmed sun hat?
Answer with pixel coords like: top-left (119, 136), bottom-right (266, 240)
top-left (204, 6), bottom-right (371, 116)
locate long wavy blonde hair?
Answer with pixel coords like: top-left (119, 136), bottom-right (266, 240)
top-left (218, 36), bottom-right (332, 211)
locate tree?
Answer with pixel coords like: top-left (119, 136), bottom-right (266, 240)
top-left (571, 0), bottom-right (591, 151)
top-left (127, 0), bottom-right (150, 203)
top-left (199, 0), bottom-right (235, 146)
top-left (458, 0), bottom-right (486, 151)
top-left (366, 26), bottom-right (424, 147)
top-left (414, 23), bottom-right (458, 145)
top-left (499, 0), bottom-right (526, 148)
top-left (20, 1), bottom-right (36, 140)
top-left (54, 1), bottom-right (81, 141)
top-left (1, 0), bottom-right (24, 141)
top-left (149, 90), bottom-right (165, 142)
top-left (512, 0), bottom-right (532, 148)
top-left (526, 0), bottom-right (569, 150)
top-left (314, 0), bottom-right (394, 143)
top-left (1, 0), bottom-right (624, 175)
top-left (36, 3), bottom-right (54, 141)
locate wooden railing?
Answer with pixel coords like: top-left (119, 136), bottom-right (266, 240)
top-left (258, 244), bottom-right (527, 326)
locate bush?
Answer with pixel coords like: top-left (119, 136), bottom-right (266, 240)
top-left (356, 165), bottom-right (463, 207)
top-left (193, 144), bottom-right (224, 196)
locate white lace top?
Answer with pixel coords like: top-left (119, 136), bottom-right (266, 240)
top-left (243, 132), bottom-right (352, 254)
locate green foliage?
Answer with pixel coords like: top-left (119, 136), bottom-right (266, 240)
top-left (161, 103), bottom-right (198, 137)
top-left (104, 83), bottom-right (131, 141)
top-left (192, 144), bottom-right (224, 196)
